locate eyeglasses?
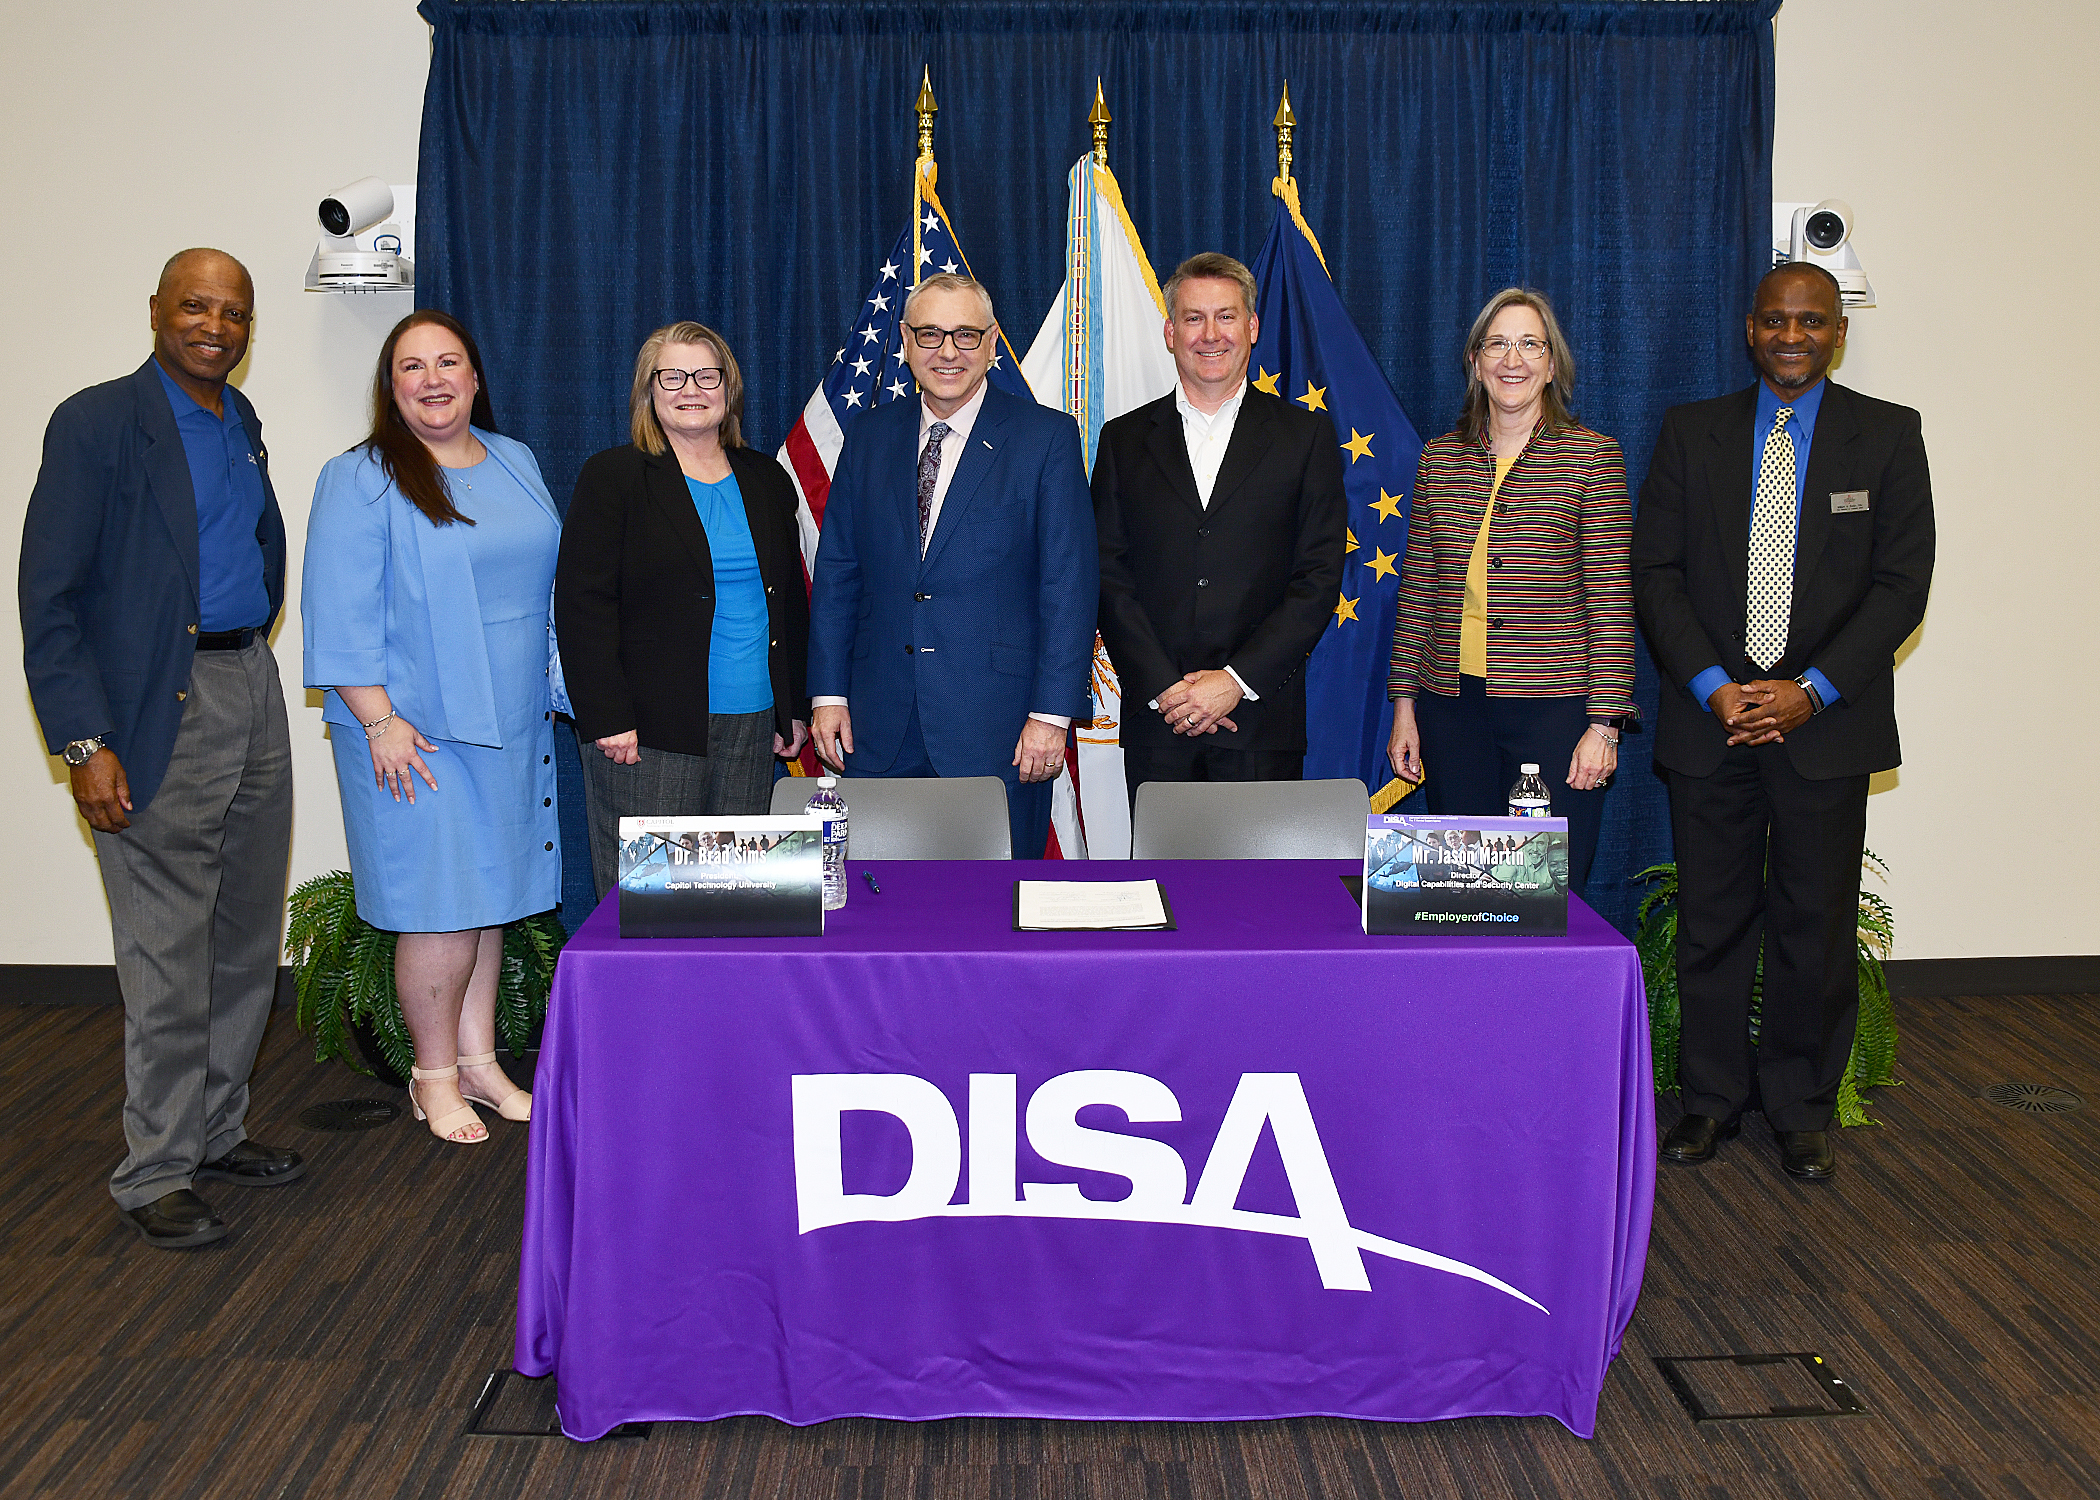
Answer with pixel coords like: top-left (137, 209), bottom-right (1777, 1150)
top-left (654, 367), bottom-right (724, 392)
top-left (903, 323), bottom-right (988, 351)
top-left (1478, 336), bottom-right (1549, 361)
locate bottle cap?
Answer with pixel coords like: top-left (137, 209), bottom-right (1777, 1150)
top-left (1520, 763), bottom-right (1540, 774)
top-left (818, 775), bottom-right (836, 787)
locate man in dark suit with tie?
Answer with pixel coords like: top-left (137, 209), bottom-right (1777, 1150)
top-left (1633, 262), bottom-right (1934, 1180)
top-left (807, 273), bottom-right (1098, 858)
top-left (20, 248), bottom-right (304, 1247)
top-left (1091, 253), bottom-right (1346, 807)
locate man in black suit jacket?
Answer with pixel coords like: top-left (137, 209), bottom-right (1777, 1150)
top-left (1633, 263), bottom-right (1934, 1180)
top-left (20, 249), bottom-right (304, 1247)
top-left (1093, 253), bottom-right (1345, 808)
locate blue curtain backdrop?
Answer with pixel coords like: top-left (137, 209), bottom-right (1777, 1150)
top-left (416, 0), bottom-right (1780, 935)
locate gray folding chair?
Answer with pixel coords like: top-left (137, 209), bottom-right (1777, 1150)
top-left (769, 775), bottom-right (1013, 860)
top-left (1129, 779), bottom-right (1371, 860)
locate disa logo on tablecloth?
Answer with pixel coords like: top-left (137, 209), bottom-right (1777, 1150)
top-left (790, 1070), bottom-right (1546, 1310)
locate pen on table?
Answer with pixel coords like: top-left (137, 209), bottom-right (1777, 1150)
top-left (861, 870), bottom-right (881, 895)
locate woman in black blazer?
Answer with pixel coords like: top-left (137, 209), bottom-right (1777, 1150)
top-left (554, 321), bottom-right (810, 899)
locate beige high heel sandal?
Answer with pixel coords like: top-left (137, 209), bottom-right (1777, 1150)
top-left (457, 1051), bottom-right (532, 1122)
top-left (408, 1064), bottom-right (488, 1144)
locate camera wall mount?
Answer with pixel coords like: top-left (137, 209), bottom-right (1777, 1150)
top-left (1771, 199), bottom-right (1874, 308)
top-left (305, 179), bottom-right (416, 294)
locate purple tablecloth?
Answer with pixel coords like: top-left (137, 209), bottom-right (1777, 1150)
top-left (517, 859), bottom-right (1653, 1440)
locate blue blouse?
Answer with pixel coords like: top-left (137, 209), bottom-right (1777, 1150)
top-left (686, 473), bottom-right (773, 715)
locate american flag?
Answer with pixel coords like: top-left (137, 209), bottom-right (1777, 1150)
top-left (778, 165), bottom-right (1033, 572)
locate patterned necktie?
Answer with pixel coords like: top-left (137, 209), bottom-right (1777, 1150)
top-left (917, 421), bottom-right (950, 556)
top-left (1745, 405), bottom-right (1797, 671)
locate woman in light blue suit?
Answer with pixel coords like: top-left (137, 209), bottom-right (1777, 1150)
top-left (304, 310), bottom-right (560, 1145)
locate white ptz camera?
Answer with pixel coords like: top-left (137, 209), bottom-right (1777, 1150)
top-left (1772, 199), bottom-right (1873, 308)
top-left (305, 177), bottom-right (416, 292)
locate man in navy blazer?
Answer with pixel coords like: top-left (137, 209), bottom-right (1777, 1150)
top-left (808, 273), bottom-right (1097, 858)
top-left (19, 249), bottom-right (303, 1249)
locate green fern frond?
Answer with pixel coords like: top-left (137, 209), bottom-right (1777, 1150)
top-left (1637, 850), bottom-right (1900, 1127)
top-left (287, 871), bottom-right (566, 1081)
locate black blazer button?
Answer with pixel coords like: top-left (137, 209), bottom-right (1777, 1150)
top-left (543, 797), bottom-right (552, 807)
top-left (1490, 617), bottom-right (1504, 629)
top-left (1489, 556), bottom-right (1503, 569)
top-left (1197, 527), bottom-right (1210, 538)
top-left (904, 643), bottom-right (914, 655)
top-left (543, 755), bottom-right (551, 764)
top-left (1197, 578), bottom-right (1210, 587)
top-left (544, 842), bottom-right (554, 851)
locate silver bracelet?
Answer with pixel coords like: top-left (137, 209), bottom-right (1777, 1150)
top-left (1587, 723), bottom-right (1620, 746)
top-left (362, 712), bottom-right (396, 740)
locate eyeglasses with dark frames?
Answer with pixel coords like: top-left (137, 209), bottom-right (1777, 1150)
top-left (654, 367), bottom-right (725, 391)
top-left (902, 324), bottom-right (988, 351)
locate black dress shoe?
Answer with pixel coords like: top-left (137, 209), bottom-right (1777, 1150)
top-left (196, 1140), bottom-right (306, 1187)
top-left (1660, 1113), bottom-right (1741, 1165)
top-left (1777, 1130), bottom-right (1836, 1180)
top-left (123, 1189), bottom-right (228, 1248)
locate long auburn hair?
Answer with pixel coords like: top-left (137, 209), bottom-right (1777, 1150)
top-left (1455, 287), bottom-right (1579, 447)
top-left (364, 309), bottom-right (497, 526)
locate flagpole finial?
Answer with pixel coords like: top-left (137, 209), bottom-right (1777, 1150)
top-left (1089, 78), bottom-right (1112, 167)
top-left (916, 67), bottom-right (938, 165)
top-left (1273, 82), bottom-right (1297, 184)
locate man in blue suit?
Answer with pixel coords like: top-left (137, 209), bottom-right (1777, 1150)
top-left (20, 249), bottom-right (303, 1249)
top-left (808, 274), bottom-right (1097, 858)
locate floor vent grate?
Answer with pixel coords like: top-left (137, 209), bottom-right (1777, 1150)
top-left (1982, 1083), bottom-right (2083, 1113)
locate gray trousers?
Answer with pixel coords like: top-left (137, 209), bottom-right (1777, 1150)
top-left (92, 640), bottom-right (293, 1209)
top-left (580, 710), bottom-right (774, 900)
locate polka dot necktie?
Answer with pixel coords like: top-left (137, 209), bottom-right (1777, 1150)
top-left (917, 421), bottom-right (950, 556)
top-left (1745, 405), bottom-right (1796, 671)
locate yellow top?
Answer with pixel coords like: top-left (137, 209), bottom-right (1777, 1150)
top-left (1459, 452), bottom-right (1519, 678)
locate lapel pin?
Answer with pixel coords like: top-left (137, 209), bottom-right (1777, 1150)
top-left (981, 439), bottom-right (993, 451)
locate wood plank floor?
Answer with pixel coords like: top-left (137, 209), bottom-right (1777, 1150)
top-left (0, 991), bottom-right (2094, 1499)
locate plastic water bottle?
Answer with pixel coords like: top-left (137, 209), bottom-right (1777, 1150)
top-left (806, 776), bottom-right (850, 910)
top-left (1507, 763), bottom-right (1552, 818)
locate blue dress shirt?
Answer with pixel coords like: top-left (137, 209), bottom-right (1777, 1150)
top-left (1689, 378), bottom-right (1841, 713)
top-left (686, 473), bottom-right (774, 715)
top-left (155, 363), bottom-right (270, 631)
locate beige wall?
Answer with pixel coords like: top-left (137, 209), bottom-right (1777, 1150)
top-left (2, 1), bottom-right (2091, 963)
top-left (1773, 0), bottom-right (2100, 957)
top-left (0, 1), bottom-right (429, 965)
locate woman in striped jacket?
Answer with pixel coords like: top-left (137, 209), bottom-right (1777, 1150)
top-left (1386, 287), bottom-right (1635, 889)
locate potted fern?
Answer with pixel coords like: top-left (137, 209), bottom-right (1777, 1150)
top-left (1634, 850), bottom-right (1897, 1126)
top-left (285, 870), bottom-right (567, 1087)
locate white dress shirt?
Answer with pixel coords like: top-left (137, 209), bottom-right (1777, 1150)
top-left (1176, 378), bottom-right (1247, 507)
top-left (1152, 379), bottom-right (1259, 706)
top-left (916, 381), bottom-right (987, 555)
top-left (814, 383), bottom-right (1068, 730)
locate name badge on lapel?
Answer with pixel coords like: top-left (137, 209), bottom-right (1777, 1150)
top-left (1830, 490), bottom-right (1869, 514)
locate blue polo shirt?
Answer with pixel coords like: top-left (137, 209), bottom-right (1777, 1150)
top-left (1689, 378), bottom-right (1841, 712)
top-left (155, 362), bottom-right (270, 632)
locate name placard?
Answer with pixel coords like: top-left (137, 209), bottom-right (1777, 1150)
top-left (1362, 814), bottom-right (1570, 936)
top-left (617, 815), bottom-right (825, 938)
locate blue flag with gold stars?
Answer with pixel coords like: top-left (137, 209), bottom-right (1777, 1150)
top-left (1249, 181), bottom-right (1423, 793)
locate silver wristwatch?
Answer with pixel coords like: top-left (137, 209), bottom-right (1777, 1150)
top-left (62, 736), bottom-right (107, 766)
